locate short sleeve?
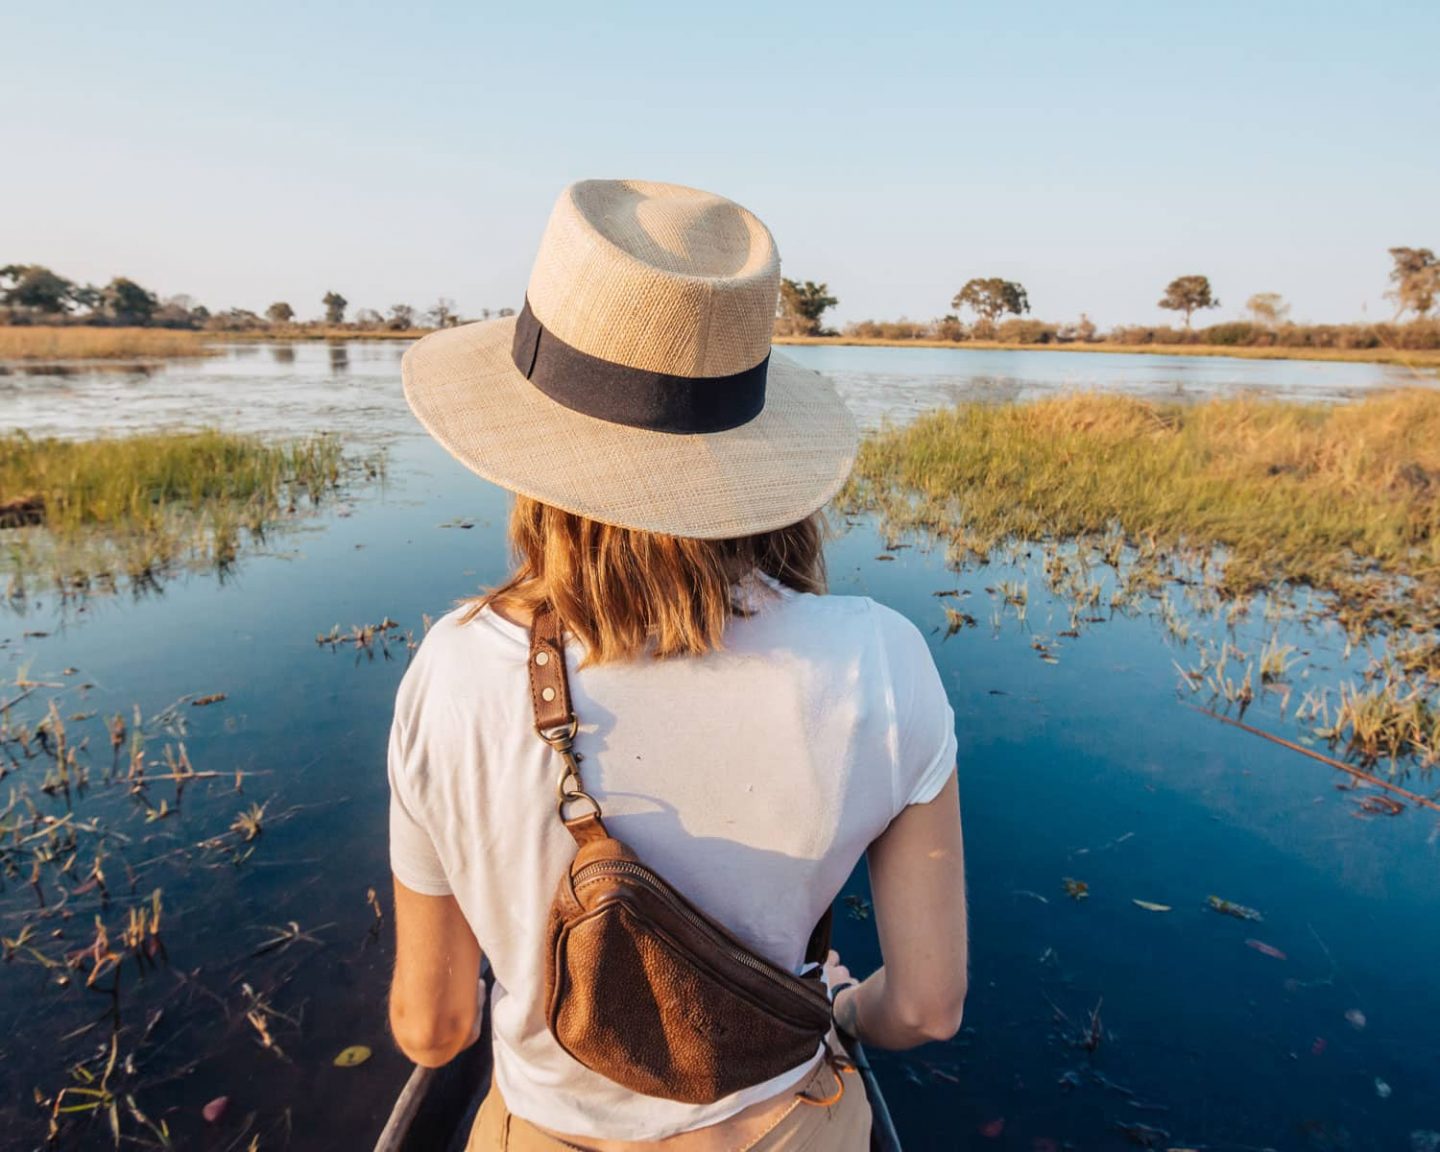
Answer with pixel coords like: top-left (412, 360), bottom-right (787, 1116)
top-left (387, 709), bottom-right (452, 896)
top-left (876, 604), bottom-right (958, 814)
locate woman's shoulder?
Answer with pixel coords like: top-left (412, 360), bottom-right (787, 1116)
top-left (748, 579), bottom-right (929, 658)
top-left (423, 600), bottom-right (527, 655)
top-left (394, 601), bottom-right (526, 710)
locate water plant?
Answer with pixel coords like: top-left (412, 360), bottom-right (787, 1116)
top-left (843, 390), bottom-right (1440, 637)
top-left (1, 428), bottom-right (385, 600)
top-left (1324, 678), bottom-right (1438, 768)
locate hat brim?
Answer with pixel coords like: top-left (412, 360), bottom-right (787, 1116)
top-left (401, 316), bottom-right (859, 539)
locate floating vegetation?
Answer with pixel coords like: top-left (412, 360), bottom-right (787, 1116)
top-left (1, 428), bottom-right (386, 605)
top-left (0, 667), bottom-right (342, 1148)
top-left (333, 1044), bottom-right (372, 1068)
top-left (942, 606), bottom-right (976, 638)
top-left (1207, 895), bottom-right (1263, 922)
top-left (232, 801), bottom-right (269, 842)
top-left (314, 617), bottom-right (416, 662)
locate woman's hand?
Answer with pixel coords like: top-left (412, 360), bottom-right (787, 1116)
top-left (822, 948), bottom-right (855, 996)
top-left (824, 948), bottom-right (865, 1040)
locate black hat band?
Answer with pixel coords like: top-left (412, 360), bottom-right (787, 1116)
top-left (511, 298), bottom-right (769, 435)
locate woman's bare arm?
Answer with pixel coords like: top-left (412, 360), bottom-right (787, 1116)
top-left (389, 877), bottom-right (483, 1067)
top-left (833, 769), bottom-right (968, 1048)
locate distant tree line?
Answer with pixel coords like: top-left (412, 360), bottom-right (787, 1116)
top-left (0, 265), bottom-right (513, 333)
top-left (7, 247), bottom-right (1436, 350)
top-left (776, 247), bottom-right (1440, 350)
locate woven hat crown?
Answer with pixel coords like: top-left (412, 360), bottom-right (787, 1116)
top-left (525, 180), bottom-right (781, 379)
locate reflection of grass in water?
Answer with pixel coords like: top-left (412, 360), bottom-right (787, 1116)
top-left (0, 326), bottom-right (217, 360)
top-left (845, 390), bottom-right (1440, 767)
top-left (1, 428), bottom-right (384, 599)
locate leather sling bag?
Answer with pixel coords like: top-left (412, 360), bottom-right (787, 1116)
top-left (528, 605), bottom-right (835, 1104)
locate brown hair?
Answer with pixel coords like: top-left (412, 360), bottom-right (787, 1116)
top-left (457, 497), bottom-right (826, 663)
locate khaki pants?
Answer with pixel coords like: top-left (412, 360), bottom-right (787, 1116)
top-left (467, 1053), bottom-right (872, 1152)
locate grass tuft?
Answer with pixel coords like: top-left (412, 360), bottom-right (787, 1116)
top-left (1, 428), bottom-right (383, 595)
top-left (843, 390), bottom-right (1440, 635)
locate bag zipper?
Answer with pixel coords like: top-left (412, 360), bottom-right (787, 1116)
top-left (571, 858), bottom-right (830, 1014)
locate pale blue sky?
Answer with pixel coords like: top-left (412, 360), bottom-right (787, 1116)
top-left (5, 1), bottom-right (1436, 327)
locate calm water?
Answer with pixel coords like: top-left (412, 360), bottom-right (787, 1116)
top-left (2, 343), bottom-right (1438, 1150)
top-left (2, 340), bottom-right (1429, 441)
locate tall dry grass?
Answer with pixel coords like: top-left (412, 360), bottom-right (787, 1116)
top-left (0, 327), bottom-right (217, 360)
top-left (776, 334), bottom-right (1440, 368)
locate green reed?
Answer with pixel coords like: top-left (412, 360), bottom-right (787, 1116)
top-left (1, 428), bottom-right (383, 596)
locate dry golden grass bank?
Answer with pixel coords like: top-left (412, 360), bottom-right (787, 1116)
top-left (252, 326), bottom-right (431, 342)
top-left (0, 326), bottom-right (434, 361)
top-left (777, 334), bottom-right (1440, 369)
top-left (0, 327), bottom-right (219, 361)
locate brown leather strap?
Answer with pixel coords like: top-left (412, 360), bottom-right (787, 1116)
top-left (529, 603), bottom-right (835, 958)
top-left (529, 604), bottom-right (608, 844)
top-left (528, 604), bottom-right (572, 735)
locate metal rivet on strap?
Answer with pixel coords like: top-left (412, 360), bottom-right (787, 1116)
top-left (534, 650), bottom-right (550, 666)
top-left (541, 686), bottom-right (556, 702)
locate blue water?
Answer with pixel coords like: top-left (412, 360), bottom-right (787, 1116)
top-left (2, 344), bottom-right (1437, 1150)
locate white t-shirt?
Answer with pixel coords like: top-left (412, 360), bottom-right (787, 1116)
top-left (387, 573), bottom-right (957, 1140)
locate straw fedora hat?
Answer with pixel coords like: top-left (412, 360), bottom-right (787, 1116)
top-left (401, 179), bottom-right (858, 539)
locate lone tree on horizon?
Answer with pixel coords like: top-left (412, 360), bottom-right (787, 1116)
top-left (322, 291), bottom-right (348, 325)
top-left (1386, 247), bottom-right (1438, 319)
top-left (266, 301), bottom-right (295, 325)
top-left (427, 298), bottom-right (458, 328)
top-left (776, 279), bottom-right (838, 337)
top-left (1159, 275), bottom-right (1219, 328)
top-left (1245, 292), bottom-right (1289, 327)
top-left (952, 278), bottom-right (1029, 335)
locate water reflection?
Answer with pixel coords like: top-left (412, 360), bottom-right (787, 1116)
top-left (5, 341), bottom-right (1427, 445)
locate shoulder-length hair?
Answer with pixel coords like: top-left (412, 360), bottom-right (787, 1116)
top-left (456, 496), bottom-right (826, 664)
